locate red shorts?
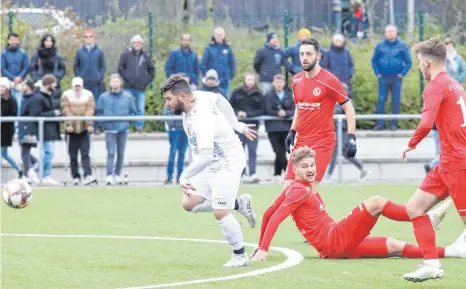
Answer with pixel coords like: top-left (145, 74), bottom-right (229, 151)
top-left (420, 166), bottom-right (466, 216)
top-left (325, 203), bottom-right (378, 259)
top-left (285, 145), bottom-right (335, 182)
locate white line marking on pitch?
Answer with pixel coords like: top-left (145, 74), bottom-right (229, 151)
top-left (1, 233), bottom-right (304, 289)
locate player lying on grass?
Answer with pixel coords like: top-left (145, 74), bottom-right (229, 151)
top-left (251, 146), bottom-right (466, 261)
top-left (161, 74), bottom-right (257, 268)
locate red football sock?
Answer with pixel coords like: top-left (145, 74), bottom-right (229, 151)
top-left (412, 215), bottom-right (439, 260)
top-left (382, 201), bottom-right (410, 221)
top-left (402, 244), bottom-right (445, 258)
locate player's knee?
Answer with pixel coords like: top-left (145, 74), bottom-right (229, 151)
top-left (386, 237), bottom-right (405, 256)
top-left (365, 196), bottom-right (388, 215)
top-left (213, 209), bottom-right (230, 221)
top-left (406, 201), bottom-right (426, 218)
top-left (182, 200), bottom-right (195, 212)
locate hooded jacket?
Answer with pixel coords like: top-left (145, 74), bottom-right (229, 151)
top-left (254, 43), bottom-right (294, 82)
top-left (200, 37), bottom-right (235, 84)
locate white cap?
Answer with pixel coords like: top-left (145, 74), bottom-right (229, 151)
top-left (72, 77), bottom-right (84, 87)
top-left (0, 77), bottom-right (11, 89)
top-left (332, 34), bottom-right (344, 43)
top-left (131, 34), bottom-right (144, 44)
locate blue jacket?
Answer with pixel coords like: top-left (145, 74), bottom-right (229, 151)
top-left (264, 88), bottom-right (294, 132)
top-left (447, 54), bottom-right (466, 84)
top-left (165, 48), bottom-right (199, 85)
top-left (97, 90), bottom-right (136, 132)
top-left (321, 44), bottom-right (354, 85)
top-left (371, 38), bottom-right (412, 76)
top-left (200, 38), bottom-right (235, 85)
top-left (254, 44), bottom-right (294, 82)
top-left (73, 45), bottom-right (106, 86)
top-left (1, 46), bottom-right (29, 81)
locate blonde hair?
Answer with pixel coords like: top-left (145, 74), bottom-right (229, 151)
top-left (412, 38), bottom-right (447, 61)
top-left (291, 146), bottom-right (316, 166)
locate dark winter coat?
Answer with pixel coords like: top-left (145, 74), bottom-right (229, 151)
top-left (29, 50), bottom-right (66, 84)
top-left (118, 48), bottom-right (155, 91)
top-left (1, 96), bottom-right (18, 147)
top-left (18, 92), bottom-right (36, 143)
top-left (1, 45), bottom-right (29, 81)
top-left (264, 88), bottom-right (294, 132)
top-left (74, 45), bottom-right (106, 87)
top-left (321, 44), bottom-right (354, 85)
top-left (229, 87), bottom-right (264, 127)
top-left (25, 90), bottom-right (61, 141)
top-left (165, 48), bottom-right (199, 85)
top-left (253, 44), bottom-right (294, 82)
top-left (200, 38), bottom-right (235, 85)
top-left (371, 38), bottom-right (412, 76)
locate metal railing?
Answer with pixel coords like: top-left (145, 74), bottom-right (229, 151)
top-left (0, 114), bottom-right (421, 183)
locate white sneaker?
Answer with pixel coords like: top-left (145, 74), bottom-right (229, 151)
top-left (236, 194), bottom-right (256, 228)
top-left (41, 177), bottom-right (61, 186)
top-left (222, 253), bottom-right (249, 267)
top-left (114, 175), bottom-right (123, 185)
top-left (241, 175), bottom-right (250, 184)
top-left (28, 169), bottom-right (40, 185)
top-left (358, 169), bottom-right (370, 182)
top-left (249, 174), bottom-right (260, 184)
top-left (105, 175), bottom-right (114, 185)
top-left (72, 178), bottom-right (80, 186)
top-left (83, 175), bottom-right (97, 186)
top-left (404, 261), bottom-right (444, 282)
top-left (445, 229), bottom-right (466, 258)
top-left (428, 199), bottom-right (453, 230)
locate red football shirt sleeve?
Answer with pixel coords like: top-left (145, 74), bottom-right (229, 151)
top-left (258, 192), bottom-right (286, 246)
top-left (317, 74), bottom-right (349, 105)
top-left (258, 187), bottom-right (310, 252)
top-left (408, 82), bottom-right (444, 148)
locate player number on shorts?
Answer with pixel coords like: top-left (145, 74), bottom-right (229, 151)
top-left (458, 96), bottom-right (466, 127)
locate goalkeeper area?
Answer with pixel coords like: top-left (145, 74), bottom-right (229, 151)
top-left (1, 184), bottom-right (465, 289)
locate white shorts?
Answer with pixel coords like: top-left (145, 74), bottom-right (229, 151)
top-left (190, 165), bottom-right (243, 210)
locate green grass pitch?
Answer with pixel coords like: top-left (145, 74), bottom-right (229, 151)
top-left (1, 184), bottom-right (465, 289)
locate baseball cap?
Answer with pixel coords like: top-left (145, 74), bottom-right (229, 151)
top-left (72, 77), bottom-right (84, 87)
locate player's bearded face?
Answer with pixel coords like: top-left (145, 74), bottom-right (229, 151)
top-left (300, 46), bottom-right (320, 72)
top-left (165, 92), bottom-right (185, 115)
top-left (302, 57), bottom-right (317, 72)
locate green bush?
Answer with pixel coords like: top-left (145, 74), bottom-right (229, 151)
top-left (3, 12), bottom-right (466, 131)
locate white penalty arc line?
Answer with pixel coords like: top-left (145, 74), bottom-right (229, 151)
top-left (1, 233), bottom-right (304, 289)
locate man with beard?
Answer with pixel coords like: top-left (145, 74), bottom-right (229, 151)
top-left (160, 74), bottom-right (257, 267)
top-left (284, 38), bottom-right (357, 190)
top-left (165, 33), bottom-right (199, 90)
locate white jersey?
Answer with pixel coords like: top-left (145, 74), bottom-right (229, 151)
top-left (183, 91), bottom-right (245, 172)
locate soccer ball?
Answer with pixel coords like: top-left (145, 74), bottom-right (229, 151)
top-left (2, 179), bottom-right (33, 209)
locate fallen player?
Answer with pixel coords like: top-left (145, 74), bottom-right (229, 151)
top-left (251, 146), bottom-right (466, 261)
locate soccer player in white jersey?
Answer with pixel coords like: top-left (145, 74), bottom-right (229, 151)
top-left (160, 74), bottom-right (257, 267)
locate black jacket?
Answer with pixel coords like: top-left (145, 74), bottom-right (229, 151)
top-left (1, 96), bottom-right (18, 147)
top-left (198, 85), bottom-right (226, 97)
top-left (253, 44), bottom-right (294, 82)
top-left (264, 88), bottom-right (294, 132)
top-left (229, 87), bottom-right (264, 127)
top-left (25, 90), bottom-right (61, 141)
top-left (118, 48), bottom-right (155, 90)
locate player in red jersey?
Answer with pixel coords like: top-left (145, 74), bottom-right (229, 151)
top-left (401, 38), bottom-right (466, 282)
top-left (250, 146), bottom-right (465, 262)
top-left (284, 38), bottom-right (357, 190)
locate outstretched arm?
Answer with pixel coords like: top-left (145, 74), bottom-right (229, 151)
top-left (213, 93), bottom-right (253, 137)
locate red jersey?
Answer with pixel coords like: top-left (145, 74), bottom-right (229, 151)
top-left (258, 181), bottom-right (336, 257)
top-left (291, 69), bottom-right (349, 148)
top-left (408, 72), bottom-right (466, 172)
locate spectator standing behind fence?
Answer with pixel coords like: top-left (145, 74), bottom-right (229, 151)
top-left (118, 34), bottom-right (155, 133)
top-left (230, 72), bottom-right (264, 183)
top-left (322, 34), bottom-right (354, 97)
top-left (0, 77), bottom-right (23, 178)
top-left (97, 74), bottom-right (136, 186)
top-left (74, 29), bottom-right (106, 134)
top-left (284, 28), bottom-right (312, 75)
top-left (1, 33), bottom-right (28, 111)
top-left (200, 27), bottom-right (235, 98)
top-left (254, 32), bottom-right (294, 95)
top-left (264, 74), bottom-right (294, 182)
top-left (27, 74), bottom-right (62, 186)
top-left (61, 77), bottom-right (97, 186)
top-left (198, 69), bottom-right (225, 96)
top-left (163, 105), bottom-right (188, 185)
top-left (165, 33), bottom-right (199, 90)
top-left (29, 34), bottom-right (66, 93)
top-left (371, 25), bottom-right (411, 130)
top-left (18, 80), bottom-right (40, 184)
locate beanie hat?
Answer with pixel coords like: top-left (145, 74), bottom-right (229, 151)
top-left (266, 32), bottom-right (278, 43)
top-left (298, 28), bottom-right (312, 38)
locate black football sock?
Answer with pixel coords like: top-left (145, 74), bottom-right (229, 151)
top-left (233, 247), bottom-right (245, 255)
top-left (234, 199), bottom-right (239, 210)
